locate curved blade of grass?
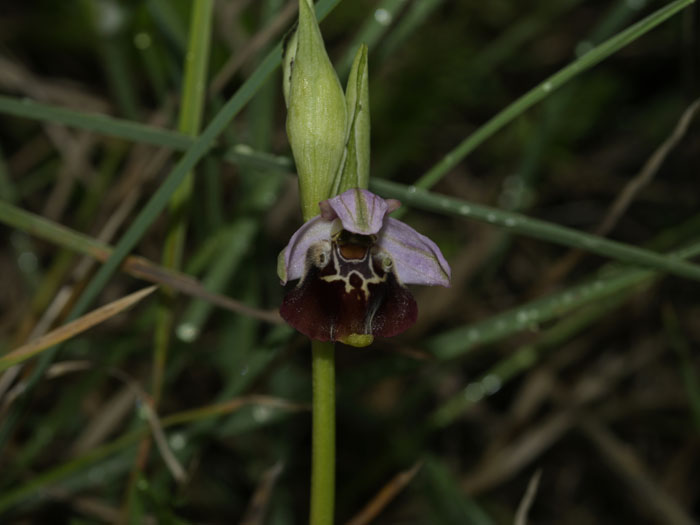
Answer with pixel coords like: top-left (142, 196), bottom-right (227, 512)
top-left (371, 179), bottom-right (700, 283)
top-left (411, 0), bottom-right (694, 191)
top-left (0, 286), bottom-right (157, 372)
top-left (426, 231), bottom-right (700, 361)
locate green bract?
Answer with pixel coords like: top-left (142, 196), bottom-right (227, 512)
top-left (333, 44), bottom-right (370, 196)
top-left (284, 0), bottom-right (370, 220)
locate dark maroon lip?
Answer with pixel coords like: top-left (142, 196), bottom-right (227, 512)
top-left (280, 237), bottom-right (417, 343)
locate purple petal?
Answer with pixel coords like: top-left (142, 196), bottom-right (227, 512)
top-left (320, 188), bottom-right (389, 235)
top-left (278, 216), bottom-right (334, 284)
top-left (377, 217), bottom-right (451, 286)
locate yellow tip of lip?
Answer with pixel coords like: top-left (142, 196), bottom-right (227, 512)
top-left (340, 333), bottom-right (374, 348)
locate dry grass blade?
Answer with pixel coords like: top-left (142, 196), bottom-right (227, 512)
top-left (595, 97), bottom-right (700, 236)
top-left (239, 461), bottom-right (285, 525)
top-left (461, 413), bottom-right (573, 495)
top-left (345, 461), bottom-right (423, 525)
top-left (579, 416), bottom-right (695, 525)
top-left (3, 358), bottom-right (187, 483)
top-left (514, 469), bottom-right (542, 525)
top-left (71, 385), bottom-right (137, 455)
top-left (132, 260), bottom-right (282, 324)
top-left (140, 400), bottom-right (187, 484)
top-left (210, 0), bottom-right (298, 95)
top-left (534, 97), bottom-right (700, 292)
top-left (161, 395), bottom-right (310, 427)
top-left (0, 286), bottom-right (157, 372)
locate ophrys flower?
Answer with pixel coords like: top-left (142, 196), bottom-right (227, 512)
top-left (279, 188), bottom-right (450, 347)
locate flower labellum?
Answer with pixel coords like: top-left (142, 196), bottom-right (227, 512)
top-left (279, 188), bottom-right (450, 347)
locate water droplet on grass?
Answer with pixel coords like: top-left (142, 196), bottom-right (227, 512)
top-left (626, 0), bottom-right (645, 9)
top-left (169, 433), bottom-right (186, 451)
top-left (464, 382), bottom-right (484, 403)
top-left (176, 323), bottom-right (198, 342)
top-left (18, 251), bottom-right (38, 273)
top-left (253, 406), bottom-right (271, 422)
top-left (374, 8), bottom-right (392, 25)
top-left (234, 144), bottom-right (254, 155)
top-left (482, 374), bottom-right (502, 395)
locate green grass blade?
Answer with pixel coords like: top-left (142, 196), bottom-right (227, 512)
top-left (426, 266), bottom-right (650, 361)
top-left (371, 179), bottom-right (700, 283)
top-left (424, 233), bottom-right (700, 361)
top-left (431, 293), bottom-right (633, 428)
top-left (176, 220), bottom-right (258, 342)
top-left (0, 96), bottom-right (297, 173)
top-left (0, 200), bottom-right (112, 258)
top-left (153, 0), bottom-right (214, 404)
top-left (0, 95), bottom-right (189, 149)
top-left (412, 0), bottom-right (694, 190)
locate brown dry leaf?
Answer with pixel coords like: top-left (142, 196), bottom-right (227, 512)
top-left (0, 286), bottom-right (157, 372)
top-left (345, 461), bottom-right (423, 525)
top-left (239, 462), bottom-right (285, 525)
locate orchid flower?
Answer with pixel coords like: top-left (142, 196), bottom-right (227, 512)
top-left (279, 188), bottom-right (450, 347)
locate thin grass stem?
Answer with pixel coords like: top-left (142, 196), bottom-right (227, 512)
top-left (411, 0), bottom-right (694, 191)
top-left (371, 179), bottom-right (700, 284)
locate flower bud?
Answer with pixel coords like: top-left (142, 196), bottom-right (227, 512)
top-left (285, 0), bottom-right (347, 221)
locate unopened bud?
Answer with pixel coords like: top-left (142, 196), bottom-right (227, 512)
top-left (285, 0), bottom-right (347, 221)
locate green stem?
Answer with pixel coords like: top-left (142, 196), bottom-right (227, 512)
top-left (152, 0), bottom-right (213, 405)
top-left (129, 0), bottom-right (213, 515)
top-left (310, 340), bottom-right (335, 525)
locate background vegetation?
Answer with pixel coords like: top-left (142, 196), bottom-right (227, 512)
top-left (0, 0), bottom-right (698, 523)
